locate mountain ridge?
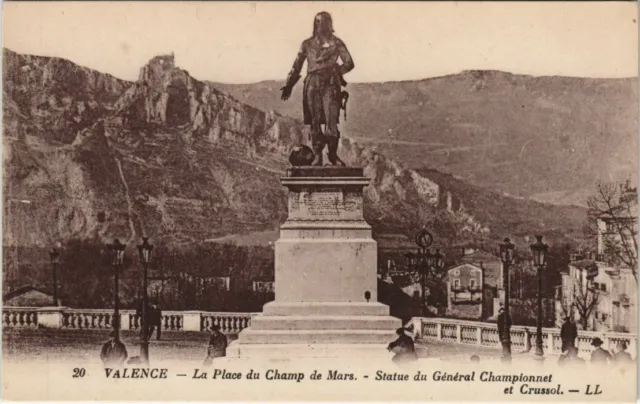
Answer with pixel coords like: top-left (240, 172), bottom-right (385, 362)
top-left (3, 49), bottom-right (587, 255)
top-left (211, 70), bottom-right (638, 206)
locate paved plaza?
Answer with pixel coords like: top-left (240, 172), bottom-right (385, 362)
top-left (3, 328), bottom-right (504, 365)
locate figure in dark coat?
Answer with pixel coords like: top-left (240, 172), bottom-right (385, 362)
top-left (387, 328), bottom-right (418, 364)
top-left (100, 331), bottom-right (128, 367)
top-left (560, 317), bottom-right (578, 352)
top-left (590, 338), bottom-right (612, 365)
top-left (497, 308), bottom-right (512, 342)
top-left (613, 341), bottom-right (633, 365)
top-left (558, 346), bottom-right (585, 367)
top-left (148, 304), bottom-right (162, 341)
top-left (281, 11), bottom-right (354, 166)
top-left (203, 325), bottom-right (228, 366)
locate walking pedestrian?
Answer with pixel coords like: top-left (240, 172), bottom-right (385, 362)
top-left (590, 338), bottom-right (612, 365)
top-left (100, 331), bottom-right (128, 368)
top-left (148, 304), bottom-right (162, 341)
top-left (558, 346), bottom-right (585, 367)
top-left (613, 341), bottom-right (633, 365)
top-left (497, 308), bottom-right (511, 342)
top-left (560, 316), bottom-right (578, 352)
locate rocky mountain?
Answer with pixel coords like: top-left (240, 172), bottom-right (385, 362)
top-left (3, 48), bottom-right (586, 258)
top-left (212, 71), bottom-right (638, 206)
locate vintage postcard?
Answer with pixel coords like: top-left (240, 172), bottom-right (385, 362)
top-left (1, 1), bottom-right (638, 402)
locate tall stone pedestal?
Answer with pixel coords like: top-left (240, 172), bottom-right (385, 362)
top-left (227, 167), bottom-right (401, 359)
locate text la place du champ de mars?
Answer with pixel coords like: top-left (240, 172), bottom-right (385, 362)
top-left (105, 368), bottom-right (563, 394)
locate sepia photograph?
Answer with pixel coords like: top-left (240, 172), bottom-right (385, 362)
top-left (1, 1), bottom-right (638, 401)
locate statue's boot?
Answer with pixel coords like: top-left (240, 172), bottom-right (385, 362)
top-left (311, 140), bottom-right (325, 166)
top-left (327, 136), bottom-right (345, 166)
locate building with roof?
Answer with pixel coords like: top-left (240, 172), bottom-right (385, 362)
top-left (3, 286), bottom-right (62, 307)
top-left (557, 182), bottom-right (638, 332)
top-left (252, 276), bottom-right (274, 293)
top-left (375, 233), bottom-right (416, 276)
top-left (559, 254), bottom-right (637, 332)
top-left (444, 249), bottom-right (502, 320)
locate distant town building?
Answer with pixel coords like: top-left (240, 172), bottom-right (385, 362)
top-left (557, 183), bottom-right (638, 332)
top-left (375, 233), bottom-right (415, 276)
top-left (559, 254), bottom-right (637, 333)
top-left (252, 276), bottom-right (275, 293)
top-left (3, 286), bottom-right (62, 307)
top-left (446, 263), bottom-right (484, 319)
top-left (147, 268), bottom-right (232, 303)
top-left (444, 249), bottom-right (501, 320)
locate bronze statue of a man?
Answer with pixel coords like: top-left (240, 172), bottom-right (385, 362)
top-left (281, 12), bottom-right (354, 166)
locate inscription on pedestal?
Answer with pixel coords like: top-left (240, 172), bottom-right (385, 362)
top-left (288, 189), bottom-right (363, 221)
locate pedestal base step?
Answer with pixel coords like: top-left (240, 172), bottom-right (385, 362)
top-left (262, 302), bottom-right (390, 316)
top-left (237, 328), bottom-right (397, 345)
top-left (226, 340), bottom-right (395, 359)
top-left (251, 315), bottom-right (400, 330)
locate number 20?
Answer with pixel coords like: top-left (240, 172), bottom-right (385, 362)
top-left (72, 368), bottom-right (86, 378)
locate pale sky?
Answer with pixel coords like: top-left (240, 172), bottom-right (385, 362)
top-left (2, 2), bottom-right (638, 84)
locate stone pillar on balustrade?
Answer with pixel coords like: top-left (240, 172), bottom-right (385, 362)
top-left (183, 311), bottom-right (202, 331)
top-left (37, 307), bottom-right (67, 328)
top-left (226, 167), bottom-right (401, 360)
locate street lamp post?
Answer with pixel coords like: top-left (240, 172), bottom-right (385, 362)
top-left (49, 247), bottom-right (60, 306)
top-left (137, 237), bottom-right (154, 365)
top-left (530, 235), bottom-right (549, 361)
top-left (499, 237), bottom-right (515, 362)
top-left (420, 248), bottom-right (434, 316)
top-left (108, 239), bottom-right (126, 340)
top-left (405, 232), bottom-right (445, 317)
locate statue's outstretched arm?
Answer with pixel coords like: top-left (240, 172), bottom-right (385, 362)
top-left (282, 43), bottom-right (306, 98)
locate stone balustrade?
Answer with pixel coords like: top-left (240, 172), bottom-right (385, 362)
top-left (411, 317), bottom-right (638, 357)
top-left (6, 306), bottom-right (636, 358)
top-left (2, 307), bottom-right (257, 334)
top-left (3, 307), bottom-right (39, 328)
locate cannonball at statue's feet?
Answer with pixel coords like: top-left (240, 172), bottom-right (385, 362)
top-left (289, 145), bottom-right (315, 166)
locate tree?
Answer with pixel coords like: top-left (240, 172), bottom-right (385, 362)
top-left (585, 180), bottom-right (638, 279)
top-left (570, 270), bottom-right (600, 330)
